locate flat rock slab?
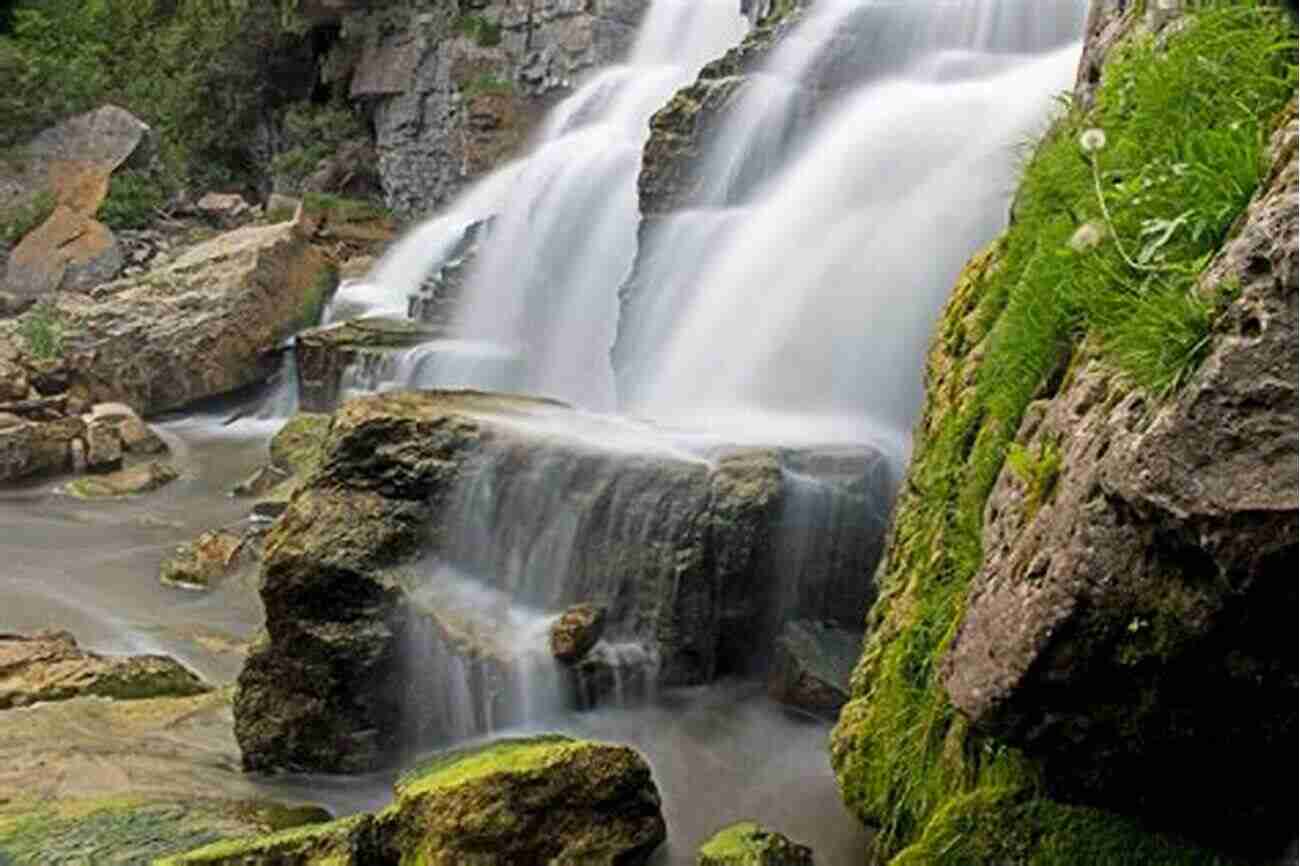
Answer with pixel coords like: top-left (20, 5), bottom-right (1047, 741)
top-left (0, 630), bottom-right (209, 710)
top-left (293, 316), bottom-right (444, 412)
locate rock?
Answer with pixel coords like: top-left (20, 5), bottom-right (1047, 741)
top-left (4, 205), bottom-right (123, 300)
top-left (550, 603), bottom-right (607, 663)
top-left (264, 193), bottom-right (301, 221)
top-left (66, 460), bottom-right (178, 498)
top-left (940, 103), bottom-right (1299, 851)
top-left (293, 317), bottom-right (441, 412)
top-left (0, 222), bottom-right (334, 415)
top-left (767, 620), bottom-right (860, 718)
top-left (0, 357), bottom-right (30, 400)
top-left (160, 528), bottom-right (252, 590)
top-left (301, 139), bottom-right (383, 201)
top-left (269, 412), bottom-right (331, 476)
top-left (195, 193), bottom-right (252, 227)
top-left (164, 735), bottom-right (666, 865)
top-left (83, 416), bottom-right (124, 472)
top-left (231, 464), bottom-right (290, 498)
top-left (698, 822), bottom-right (814, 866)
top-left (91, 401), bottom-right (167, 454)
top-left (0, 416), bottom-right (83, 482)
top-left (0, 630), bottom-right (209, 709)
top-left (234, 390), bottom-right (894, 772)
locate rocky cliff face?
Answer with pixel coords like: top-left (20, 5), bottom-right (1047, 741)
top-left (829, 2), bottom-right (1297, 862)
top-left (308, 0), bottom-right (649, 218)
top-left (234, 390), bottom-right (893, 772)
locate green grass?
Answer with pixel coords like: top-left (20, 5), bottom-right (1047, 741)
top-left (453, 14), bottom-right (503, 47)
top-left (832, 3), bottom-right (1296, 859)
top-left (302, 192), bottom-right (390, 223)
top-left (18, 299), bottom-right (64, 359)
top-left (269, 102), bottom-right (367, 193)
top-left (395, 734), bottom-right (576, 798)
top-left (1, 189), bottom-right (54, 245)
top-left (460, 73), bottom-right (514, 98)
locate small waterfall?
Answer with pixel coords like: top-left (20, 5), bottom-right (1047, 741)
top-left (346, 0), bottom-right (748, 408)
top-left (616, 0), bottom-right (1089, 439)
top-left (253, 347), bottom-right (300, 420)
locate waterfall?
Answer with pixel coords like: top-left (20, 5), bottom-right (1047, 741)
top-left (615, 0), bottom-right (1090, 440)
top-left (338, 0), bottom-right (749, 408)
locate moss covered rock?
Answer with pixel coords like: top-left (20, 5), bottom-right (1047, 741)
top-left (66, 460), bottom-right (178, 498)
top-left (698, 822), bottom-right (814, 866)
top-left (166, 735), bottom-right (666, 866)
top-left (0, 630), bottom-right (209, 709)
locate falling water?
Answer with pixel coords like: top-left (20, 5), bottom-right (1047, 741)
top-left (616, 0), bottom-right (1089, 440)
top-left (341, 0), bottom-right (748, 408)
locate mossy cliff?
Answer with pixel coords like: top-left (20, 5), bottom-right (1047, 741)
top-left (830, 2), bottom-right (1297, 863)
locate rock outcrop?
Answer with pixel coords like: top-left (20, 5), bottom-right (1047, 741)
top-left (294, 317), bottom-right (441, 412)
top-left (0, 630), bottom-right (209, 710)
top-left (303, 0), bottom-right (650, 218)
top-left (551, 603), bottom-right (608, 664)
top-left (940, 98), bottom-right (1298, 849)
top-left (698, 822), bottom-right (815, 866)
top-left (1, 220), bottom-right (333, 417)
top-left (234, 390), bottom-right (893, 772)
top-left (161, 735), bottom-right (666, 865)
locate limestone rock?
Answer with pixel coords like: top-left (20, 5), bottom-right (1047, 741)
top-left (67, 460), bottom-right (178, 498)
top-left (91, 401), bottom-right (167, 454)
top-left (0, 222), bottom-right (334, 415)
top-left (195, 193), bottom-right (253, 227)
top-left (767, 620), bottom-right (860, 718)
top-left (698, 822), bottom-right (814, 866)
top-left (234, 390), bottom-right (894, 772)
top-left (550, 603), bottom-right (607, 664)
top-left (0, 357), bottom-right (29, 400)
top-left (84, 416), bottom-right (124, 472)
top-left (0, 416), bottom-right (83, 482)
top-left (0, 630), bottom-right (209, 709)
top-left (940, 105), bottom-right (1298, 849)
top-left (160, 528), bottom-right (255, 590)
top-left (293, 317), bottom-right (440, 412)
top-left (164, 735), bottom-right (666, 866)
top-left (4, 205), bottom-right (122, 300)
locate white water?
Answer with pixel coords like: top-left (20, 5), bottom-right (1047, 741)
top-left (338, 0), bottom-right (748, 408)
top-left (617, 0), bottom-right (1089, 439)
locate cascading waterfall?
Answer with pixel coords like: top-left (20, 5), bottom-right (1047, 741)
top-left (616, 0), bottom-right (1089, 440)
top-left (334, 0), bottom-right (748, 408)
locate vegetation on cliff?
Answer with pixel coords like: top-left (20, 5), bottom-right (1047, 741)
top-left (830, 2), bottom-right (1296, 861)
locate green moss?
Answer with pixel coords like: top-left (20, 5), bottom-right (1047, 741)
top-left (889, 787), bottom-right (1245, 866)
top-left (300, 261), bottom-right (339, 330)
top-left (155, 813), bottom-right (368, 866)
top-left (394, 734), bottom-right (577, 798)
top-left (831, 3), bottom-right (1296, 860)
top-left (269, 412), bottom-right (332, 477)
top-left (0, 189), bottom-right (54, 245)
top-left (453, 14), bottom-right (503, 47)
top-left (460, 73), bottom-right (513, 98)
top-left (301, 192), bottom-right (391, 224)
top-left (1005, 438), bottom-right (1062, 520)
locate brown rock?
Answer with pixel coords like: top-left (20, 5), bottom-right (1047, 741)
top-left (0, 416), bottom-right (83, 482)
top-left (0, 630), bottom-right (209, 710)
top-left (196, 192), bottom-right (252, 226)
top-left (767, 620), bottom-right (860, 718)
top-left (67, 460), bottom-right (178, 498)
top-left (91, 401), bottom-right (167, 454)
top-left (5, 205), bottom-right (122, 299)
top-left (160, 528), bottom-right (253, 590)
top-left (550, 603), bottom-right (607, 664)
top-left (84, 416), bottom-right (124, 472)
top-left (0, 358), bottom-right (29, 401)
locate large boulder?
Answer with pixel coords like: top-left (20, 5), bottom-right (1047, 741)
top-left (0, 415), bottom-right (84, 482)
top-left (940, 104), bottom-right (1298, 850)
top-left (767, 620), bottom-right (860, 718)
top-left (65, 460), bottom-right (178, 498)
top-left (1, 106), bottom-right (152, 301)
top-left (234, 390), bottom-right (894, 772)
top-left (1, 221), bottom-right (334, 416)
top-left (0, 630), bottom-right (209, 709)
top-left (160, 735), bottom-right (666, 865)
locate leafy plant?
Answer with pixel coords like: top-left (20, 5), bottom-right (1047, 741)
top-left (270, 102), bottom-right (367, 193)
top-left (98, 170), bottom-right (169, 230)
top-left (1006, 439), bottom-right (1063, 520)
top-left (453, 14), bottom-right (503, 47)
top-left (18, 300), bottom-right (64, 359)
top-left (1, 190), bottom-right (55, 245)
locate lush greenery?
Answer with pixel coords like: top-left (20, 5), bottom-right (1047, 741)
top-left (1, 190), bottom-right (54, 245)
top-left (269, 102), bottom-right (368, 193)
top-left (833, 3), bottom-right (1296, 861)
top-left (0, 0), bottom-right (313, 188)
top-left (97, 170), bottom-right (168, 230)
top-left (302, 192), bottom-right (390, 223)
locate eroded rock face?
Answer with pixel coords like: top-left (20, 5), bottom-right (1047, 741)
top-left (551, 603), bottom-right (607, 664)
top-left (164, 735), bottom-right (666, 866)
top-left (235, 390), bottom-right (894, 772)
top-left (0, 221), bottom-right (333, 416)
top-left (0, 630), bottom-right (210, 710)
top-left (940, 107), bottom-right (1298, 850)
top-left (294, 317), bottom-right (441, 412)
top-left (314, 0), bottom-right (649, 218)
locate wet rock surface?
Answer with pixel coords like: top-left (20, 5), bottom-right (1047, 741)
top-left (767, 620), bottom-right (860, 718)
top-left (234, 390), bottom-right (894, 772)
top-left (940, 103), bottom-right (1299, 850)
top-left (66, 460), bottom-right (179, 499)
top-left (164, 734), bottom-right (666, 866)
top-left (0, 630), bottom-right (209, 709)
top-left (551, 603), bottom-right (608, 664)
top-left (294, 317), bottom-right (442, 412)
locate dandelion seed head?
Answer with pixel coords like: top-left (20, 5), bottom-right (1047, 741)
top-left (1079, 128), bottom-right (1107, 153)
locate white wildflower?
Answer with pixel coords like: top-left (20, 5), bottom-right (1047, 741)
top-left (1079, 128), bottom-right (1107, 154)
